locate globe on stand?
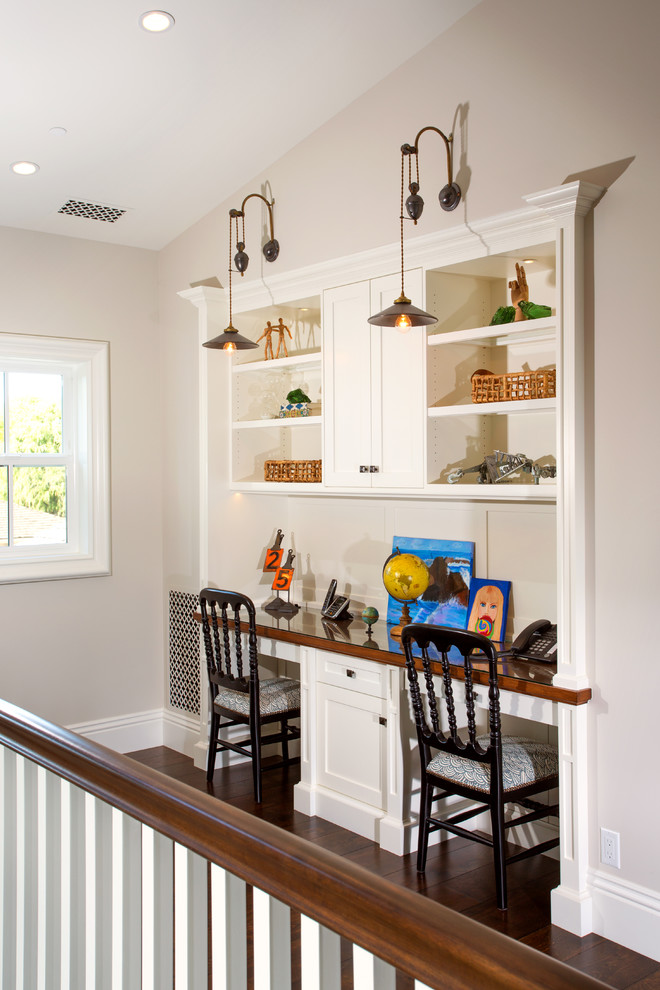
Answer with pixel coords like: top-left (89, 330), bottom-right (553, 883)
top-left (361, 605), bottom-right (380, 647)
top-left (362, 605), bottom-right (379, 627)
top-left (382, 549), bottom-right (431, 639)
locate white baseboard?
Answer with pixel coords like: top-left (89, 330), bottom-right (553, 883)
top-left (68, 708), bottom-right (201, 756)
top-left (589, 868), bottom-right (660, 963)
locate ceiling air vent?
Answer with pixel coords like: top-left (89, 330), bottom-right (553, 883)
top-left (58, 199), bottom-right (126, 223)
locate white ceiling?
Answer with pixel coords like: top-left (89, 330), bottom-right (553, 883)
top-left (1, 0), bottom-right (482, 250)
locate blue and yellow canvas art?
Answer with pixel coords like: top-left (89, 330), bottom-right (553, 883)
top-left (385, 535), bottom-right (475, 628)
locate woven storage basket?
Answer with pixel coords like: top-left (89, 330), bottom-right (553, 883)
top-left (264, 459), bottom-right (322, 483)
top-left (471, 369), bottom-right (556, 403)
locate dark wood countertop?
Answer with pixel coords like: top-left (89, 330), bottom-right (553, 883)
top-left (195, 604), bottom-right (591, 706)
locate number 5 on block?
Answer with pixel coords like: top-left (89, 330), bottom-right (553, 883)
top-left (272, 567), bottom-right (293, 592)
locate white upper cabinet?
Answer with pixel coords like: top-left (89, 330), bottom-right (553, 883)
top-left (323, 271), bottom-right (425, 490)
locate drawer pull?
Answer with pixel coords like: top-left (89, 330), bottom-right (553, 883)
top-left (379, 716), bottom-right (387, 727)
top-left (346, 669), bottom-right (356, 678)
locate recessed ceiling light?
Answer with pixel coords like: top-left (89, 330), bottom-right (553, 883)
top-left (49, 126), bottom-right (68, 137)
top-left (139, 10), bottom-right (175, 32)
top-left (523, 258), bottom-right (537, 265)
top-left (10, 161), bottom-right (40, 175)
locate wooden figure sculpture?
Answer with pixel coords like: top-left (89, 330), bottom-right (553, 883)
top-left (256, 321), bottom-right (276, 360)
top-left (274, 318), bottom-right (292, 358)
top-left (508, 262), bottom-right (529, 322)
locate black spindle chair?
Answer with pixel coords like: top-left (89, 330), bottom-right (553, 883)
top-left (401, 623), bottom-right (559, 911)
top-left (200, 588), bottom-right (300, 803)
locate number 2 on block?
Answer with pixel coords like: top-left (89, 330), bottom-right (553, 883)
top-left (264, 547), bottom-right (283, 572)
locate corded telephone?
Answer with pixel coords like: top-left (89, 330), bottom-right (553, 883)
top-left (321, 579), bottom-right (352, 621)
top-left (507, 619), bottom-right (558, 662)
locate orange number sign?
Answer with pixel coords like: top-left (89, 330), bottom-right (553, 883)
top-left (272, 567), bottom-right (293, 592)
top-left (263, 547), bottom-right (283, 572)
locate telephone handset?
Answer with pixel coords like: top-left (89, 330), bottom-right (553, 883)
top-left (509, 619), bottom-right (558, 662)
top-left (321, 579), bottom-right (352, 621)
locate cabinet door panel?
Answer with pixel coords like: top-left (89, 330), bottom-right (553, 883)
top-left (317, 684), bottom-right (386, 808)
top-left (322, 282), bottom-right (372, 487)
top-left (369, 271), bottom-right (425, 488)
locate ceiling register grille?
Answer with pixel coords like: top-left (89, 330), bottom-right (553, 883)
top-left (58, 199), bottom-right (126, 223)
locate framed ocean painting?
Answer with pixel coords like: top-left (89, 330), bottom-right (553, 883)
top-left (385, 535), bottom-right (475, 628)
top-left (466, 578), bottom-right (511, 646)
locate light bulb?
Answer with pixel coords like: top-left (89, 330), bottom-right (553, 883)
top-left (139, 10), bottom-right (175, 32)
top-left (395, 313), bottom-right (412, 333)
top-left (11, 161), bottom-right (39, 175)
top-left (223, 341), bottom-right (236, 352)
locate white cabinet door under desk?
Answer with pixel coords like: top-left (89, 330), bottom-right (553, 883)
top-left (288, 647), bottom-right (410, 853)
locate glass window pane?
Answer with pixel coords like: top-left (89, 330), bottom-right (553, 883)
top-left (12, 466), bottom-right (67, 545)
top-left (0, 466), bottom-right (7, 546)
top-left (8, 372), bottom-right (63, 454)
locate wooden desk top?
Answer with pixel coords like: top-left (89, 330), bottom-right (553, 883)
top-left (246, 606), bottom-right (591, 707)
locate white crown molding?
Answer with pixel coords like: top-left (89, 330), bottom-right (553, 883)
top-left (182, 182), bottom-right (605, 316)
top-left (523, 180), bottom-right (605, 219)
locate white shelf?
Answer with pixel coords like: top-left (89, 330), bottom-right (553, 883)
top-left (427, 315), bottom-right (556, 348)
top-left (425, 482), bottom-right (557, 501)
top-left (232, 351), bottom-right (321, 374)
top-left (229, 480), bottom-right (324, 493)
top-left (428, 398), bottom-right (556, 418)
top-left (232, 415), bottom-right (322, 430)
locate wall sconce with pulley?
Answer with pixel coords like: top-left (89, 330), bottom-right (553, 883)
top-left (203, 192), bottom-right (280, 351)
top-left (369, 122), bottom-right (461, 329)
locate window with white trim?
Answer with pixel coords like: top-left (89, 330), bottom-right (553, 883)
top-left (0, 333), bottom-right (110, 583)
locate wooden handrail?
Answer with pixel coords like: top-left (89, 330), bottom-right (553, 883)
top-left (0, 699), bottom-right (606, 990)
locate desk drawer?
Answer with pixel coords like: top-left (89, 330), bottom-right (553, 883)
top-left (317, 652), bottom-right (386, 699)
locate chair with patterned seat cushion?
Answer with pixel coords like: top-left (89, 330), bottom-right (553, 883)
top-left (200, 588), bottom-right (300, 803)
top-left (401, 623), bottom-right (559, 911)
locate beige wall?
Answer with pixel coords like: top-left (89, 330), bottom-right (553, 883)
top-left (0, 226), bottom-right (163, 726)
top-left (159, 0), bottom-right (660, 917)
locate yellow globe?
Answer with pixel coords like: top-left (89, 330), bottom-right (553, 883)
top-left (382, 552), bottom-right (430, 603)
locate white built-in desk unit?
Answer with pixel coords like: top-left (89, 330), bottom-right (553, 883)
top-left (183, 181), bottom-right (602, 936)
top-left (252, 604), bottom-right (588, 851)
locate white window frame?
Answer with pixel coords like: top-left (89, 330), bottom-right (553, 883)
top-left (0, 332), bottom-right (110, 583)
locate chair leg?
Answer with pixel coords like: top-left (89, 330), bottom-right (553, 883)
top-left (281, 719), bottom-right (289, 764)
top-left (207, 710), bottom-right (220, 782)
top-left (490, 801), bottom-right (508, 911)
top-left (417, 774), bottom-right (434, 873)
top-left (251, 720), bottom-right (262, 804)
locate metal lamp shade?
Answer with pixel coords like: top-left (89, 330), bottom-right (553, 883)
top-left (368, 297), bottom-right (437, 328)
top-left (203, 325), bottom-right (258, 350)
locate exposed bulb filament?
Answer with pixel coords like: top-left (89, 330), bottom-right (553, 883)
top-left (223, 341), bottom-right (237, 352)
top-left (395, 313), bottom-right (412, 332)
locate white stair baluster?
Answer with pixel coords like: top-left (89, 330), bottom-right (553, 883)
top-left (174, 843), bottom-right (208, 989)
top-left (300, 915), bottom-right (341, 990)
top-left (252, 887), bottom-right (291, 990)
top-left (353, 944), bottom-right (397, 989)
top-left (142, 824), bottom-right (174, 990)
top-left (210, 862), bottom-right (247, 990)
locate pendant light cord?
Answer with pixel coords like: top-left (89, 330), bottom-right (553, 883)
top-left (227, 215), bottom-right (235, 326)
top-left (400, 151), bottom-right (406, 299)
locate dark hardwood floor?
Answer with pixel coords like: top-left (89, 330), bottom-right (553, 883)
top-left (129, 747), bottom-right (660, 989)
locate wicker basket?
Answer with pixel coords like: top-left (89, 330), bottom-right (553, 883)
top-left (264, 459), bottom-right (322, 483)
top-left (471, 369), bottom-right (556, 404)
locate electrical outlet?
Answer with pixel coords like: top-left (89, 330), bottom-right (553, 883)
top-left (600, 827), bottom-right (621, 868)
